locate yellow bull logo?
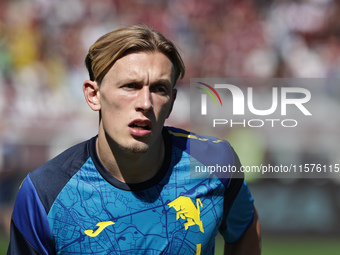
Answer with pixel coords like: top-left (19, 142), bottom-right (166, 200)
top-left (168, 196), bottom-right (204, 233)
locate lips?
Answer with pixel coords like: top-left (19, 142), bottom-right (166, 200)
top-left (128, 119), bottom-right (152, 137)
top-left (129, 121), bottom-right (151, 130)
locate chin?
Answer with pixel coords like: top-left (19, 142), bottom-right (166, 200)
top-left (119, 143), bottom-right (150, 154)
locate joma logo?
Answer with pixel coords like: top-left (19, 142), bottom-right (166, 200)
top-left (84, 221), bottom-right (115, 237)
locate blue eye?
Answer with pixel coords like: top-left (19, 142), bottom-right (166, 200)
top-left (155, 87), bottom-right (166, 93)
top-left (126, 83), bottom-right (137, 89)
top-left (151, 85), bottom-right (169, 95)
top-left (122, 83), bottom-right (140, 90)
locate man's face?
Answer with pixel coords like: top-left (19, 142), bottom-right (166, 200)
top-left (98, 51), bottom-right (176, 153)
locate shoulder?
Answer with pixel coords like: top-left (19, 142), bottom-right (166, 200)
top-left (165, 126), bottom-right (237, 166)
top-left (30, 137), bottom-right (94, 183)
top-left (28, 136), bottom-right (96, 213)
top-left (165, 126), bottom-right (232, 148)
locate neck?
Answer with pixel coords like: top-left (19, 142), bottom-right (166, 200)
top-left (96, 129), bottom-right (165, 184)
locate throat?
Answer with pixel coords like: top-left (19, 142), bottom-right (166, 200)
top-left (97, 133), bottom-right (165, 184)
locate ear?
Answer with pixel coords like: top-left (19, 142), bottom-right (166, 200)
top-left (166, 88), bottom-right (177, 118)
top-left (83, 80), bottom-right (101, 111)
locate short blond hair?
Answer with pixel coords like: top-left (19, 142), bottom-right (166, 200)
top-left (85, 24), bottom-right (185, 85)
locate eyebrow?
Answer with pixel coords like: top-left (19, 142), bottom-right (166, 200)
top-left (117, 78), bottom-right (173, 88)
top-left (150, 79), bottom-right (173, 88)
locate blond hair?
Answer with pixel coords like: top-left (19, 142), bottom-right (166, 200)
top-left (85, 24), bottom-right (185, 85)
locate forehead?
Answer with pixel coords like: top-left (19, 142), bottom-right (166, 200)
top-left (103, 51), bottom-right (176, 85)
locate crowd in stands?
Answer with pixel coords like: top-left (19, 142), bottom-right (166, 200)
top-left (1, 0), bottom-right (340, 126)
top-left (1, 0), bottom-right (340, 238)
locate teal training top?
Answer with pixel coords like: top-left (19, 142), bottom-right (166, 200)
top-left (8, 127), bottom-right (254, 255)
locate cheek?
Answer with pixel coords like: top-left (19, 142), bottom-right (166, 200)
top-left (100, 99), bottom-right (124, 125)
top-left (100, 92), bottom-right (126, 112)
top-left (155, 99), bottom-right (173, 119)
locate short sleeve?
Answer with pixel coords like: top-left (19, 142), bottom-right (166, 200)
top-left (7, 175), bottom-right (55, 255)
top-left (219, 181), bottom-right (255, 244)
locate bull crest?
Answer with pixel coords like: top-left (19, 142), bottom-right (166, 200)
top-left (168, 196), bottom-right (204, 233)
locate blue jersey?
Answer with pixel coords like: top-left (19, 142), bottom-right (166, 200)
top-left (8, 127), bottom-right (254, 255)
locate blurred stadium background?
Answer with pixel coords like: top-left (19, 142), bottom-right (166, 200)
top-left (1, 0), bottom-right (340, 254)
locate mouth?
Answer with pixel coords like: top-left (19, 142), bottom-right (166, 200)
top-left (129, 120), bottom-right (151, 130)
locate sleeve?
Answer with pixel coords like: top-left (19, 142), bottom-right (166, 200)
top-left (218, 148), bottom-right (255, 244)
top-left (220, 181), bottom-right (255, 244)
top-left (7, 174), bottom-right (55, 255)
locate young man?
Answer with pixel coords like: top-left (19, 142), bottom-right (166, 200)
top-left (7, 24), bottom-right (261, 254)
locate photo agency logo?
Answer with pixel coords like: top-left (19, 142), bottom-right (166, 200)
top-left (193, 79), bottom-right (312, 128)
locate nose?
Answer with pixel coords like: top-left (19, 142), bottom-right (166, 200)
top-left (135, 87), bottom-right (153, 112)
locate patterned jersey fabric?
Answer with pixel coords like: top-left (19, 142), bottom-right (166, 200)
top-left (8, 127), bottom-right (254, 255)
